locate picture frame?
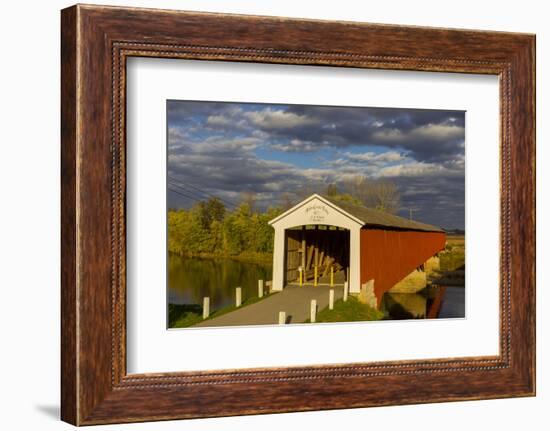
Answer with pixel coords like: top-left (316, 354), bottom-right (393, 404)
top-left (61, 4), bottom-right (535, 425)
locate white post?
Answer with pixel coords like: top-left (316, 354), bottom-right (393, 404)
top-left (271, 227), bottom-right (285, 291)
top-left (329, 289), bottom-right (334, 310)
top-left (349, 226), bottom-right (361, 293)
top-left (202, 297), bottom-right (210, 319)
top-left (310, 299), bottom-right (317, 323)
top-left (343, 281), bottom-right (348, 302)
top-left (258, 279), bottom-right (264, 298)
top-left (278, 311), bottom-right (286, 325)
top-left (236, 287), bottom-right (242, 307)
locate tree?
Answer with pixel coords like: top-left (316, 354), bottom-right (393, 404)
top-left (328, 193), bottom-right (362, 206)
top-left (345, 175), bottom-right (373, 205)
top-left (326, 183), bottom-right (338, 196)
top-left (367, 180), bottom-right (400, 213)
top-left (240, 191), bottom-right (257, 213)
top-left (195, 201), bottom-right (210, 230)
top-left (205, 197), bottom-right (225, 224)
top-left (222, 202), bottom-right (252, 255)
top-left (345, 175), bottom-right (401, 214)
top-left (193, 197), bottom-right (226, 231)
top-left (279, 193), bottom-right (294, 211)
top-left (168, 207), bottom-right (211, 255)
top-left (323, 181), bottom-right (362, 205)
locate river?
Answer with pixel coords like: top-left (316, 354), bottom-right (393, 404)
top-left (168, 255), bottom-right (465, 320)
top-left (168, 254), bottom-right (273, 311)
top-left (381, 286), bottom-right (465, 319)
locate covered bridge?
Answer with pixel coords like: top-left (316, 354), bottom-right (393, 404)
top-left (268, 194), bottom-right (446, 308)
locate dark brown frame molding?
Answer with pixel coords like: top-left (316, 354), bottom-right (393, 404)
top-left (61, 4), bottom-right (536, 425)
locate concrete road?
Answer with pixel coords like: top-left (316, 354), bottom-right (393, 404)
top-left (194, 285), bottom-right (344, 327)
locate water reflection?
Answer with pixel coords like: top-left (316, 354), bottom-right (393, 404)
top-left (168, 254), bottom-right (272, 311)
top-left (381, 286), bottom-right (465, 319)
top-left (169, 254), bottom-right (464, 320)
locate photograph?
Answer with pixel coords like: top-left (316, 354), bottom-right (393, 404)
top-left (167, 100), bottom-right (466, 328)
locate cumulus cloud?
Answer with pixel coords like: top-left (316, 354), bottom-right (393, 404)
top-left (345, 151), bottom-right (406, 164)
top-left (377, 162), bottom-right (445, 177)
top-left (244, 108), bottom-right (319, 129)
top-left (166, 100), bottom-right (465, 228)
top-left (373, 123), bottom-right (464, 144)
top-left (271, 139), bottom-right (322, 153)
top-left (206, 114), bottom-right (233, 127)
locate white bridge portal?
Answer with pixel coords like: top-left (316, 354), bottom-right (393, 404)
top-left (268, 194), bottom-right (363, 294)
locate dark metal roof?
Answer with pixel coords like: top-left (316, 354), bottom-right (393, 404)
top-left (321, 195), bottom-right (445, 233)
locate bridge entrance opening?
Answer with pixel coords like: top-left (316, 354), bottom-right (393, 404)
top-left (284, 225), bottom-right (350, 286)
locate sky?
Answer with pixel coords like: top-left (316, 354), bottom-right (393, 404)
top-left (167, 100), bottom-right (465, 229)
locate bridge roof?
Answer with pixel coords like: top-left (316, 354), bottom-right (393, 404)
top-left (321, 195), bottom-right (445, 233)
top-left (269, 194), bottom-right (444, 233)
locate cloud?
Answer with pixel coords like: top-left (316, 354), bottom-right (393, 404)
top-left (345, 151), bottom-right (406, 164)
top-left (169, 132), bottom-right (261, 155)
top-left (268, 105), bottom-right (466, 162)
top-left (206, 114), bottom-right (233, 127)
top-left (166, 100), bottom-right (465, 228)
top-left (169, 101), bottom-right (465, 163)
top-left (169, 127), bottom-right (305, 200)
top-left (271, 139), bottom-right (321, 153)
top-left (377, 161), bottom-right (445, 177)
top-left (389, 174), bottom-right (464, 228)
top-left (244, 108), bottom-right (319, 129)
top-left (369, 123), bottom-right (465, 161)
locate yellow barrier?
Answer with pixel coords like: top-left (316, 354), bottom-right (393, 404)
top-left (314, 266), bottom-right (318, 286)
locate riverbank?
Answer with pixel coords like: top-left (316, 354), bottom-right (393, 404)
top-left (169, 251), bottom-right (273, 265)
top-left (432, 235), bottom-right (465, 286)
top-left (169, 293), bottom-right (275, 328)
top-left (440, 235), bottom-right (465, 272)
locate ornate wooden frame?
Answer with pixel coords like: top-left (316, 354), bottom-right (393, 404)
top-left (61, 4), bottom-right (536, 425)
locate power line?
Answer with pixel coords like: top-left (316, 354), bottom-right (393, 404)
top-left (169, 176), bottom-right (237, 207)
top-left (168, 175), bottom-right (238, 208)
top-left (167, 187), bottom-right (201, 203)
top-left (168, 180), bottom-right (237, 210)
top-left (168, 182), bottom-right (240, 211)
top-left (168, 177), bottom-right (209, 199)
top-left (168, 181), bottom-right (214, 204)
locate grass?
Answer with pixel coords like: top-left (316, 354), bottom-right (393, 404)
top-left (440, 235), bottom-right (465, 271)
top-left (428, 235), bottom-right (465, 286)
top-left (169, 293), bottom-right (275, 328)
top-left (440, 251), bottom-right (465, 271)
top-left (310, 296), bottom-right (384, 323)
top-left (446, 235), bottom-right (465, 246)
top-left (168, 304), bottom-right (204, 328)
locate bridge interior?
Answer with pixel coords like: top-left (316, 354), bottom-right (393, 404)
top-left (284, 225), bottom-right (350, 286)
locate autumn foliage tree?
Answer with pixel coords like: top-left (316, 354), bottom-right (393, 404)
top-left (168, 197), bottom-right (282, 259)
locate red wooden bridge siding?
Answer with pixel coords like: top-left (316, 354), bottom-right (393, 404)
top-left (360, 229), bottom-right (446, 304)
